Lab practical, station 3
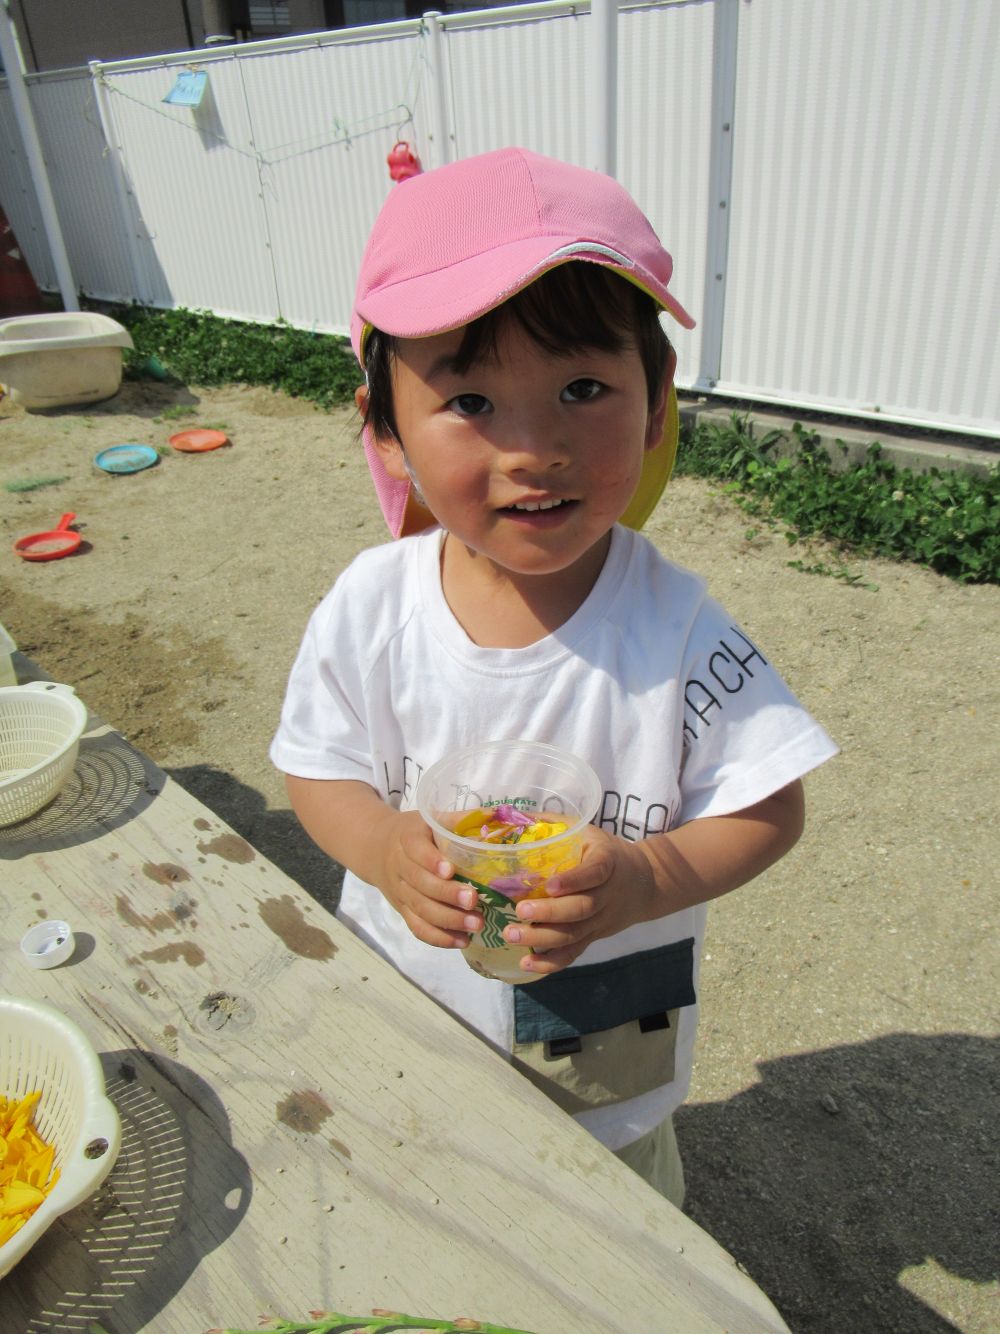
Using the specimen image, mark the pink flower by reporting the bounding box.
[493,804,533,827]
[489,872,543,900]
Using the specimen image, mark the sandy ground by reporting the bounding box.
[1,378,997,1333]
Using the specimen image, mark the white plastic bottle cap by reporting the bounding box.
[20,921,75,969]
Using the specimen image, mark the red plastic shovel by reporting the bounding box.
[13,512,83,561]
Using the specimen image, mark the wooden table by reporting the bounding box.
[0,664,788,1333]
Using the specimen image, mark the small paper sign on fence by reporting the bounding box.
[163,69,208,108]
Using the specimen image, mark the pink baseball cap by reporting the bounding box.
[353,146,695,538]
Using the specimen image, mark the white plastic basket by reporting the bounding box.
[0,682,88,827]
[0,996,121,1278]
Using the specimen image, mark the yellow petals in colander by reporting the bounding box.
[0,1090,60,1247]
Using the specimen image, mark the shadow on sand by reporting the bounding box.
[676,1032,998,1332]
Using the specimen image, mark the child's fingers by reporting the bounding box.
[518,940,590,975]
[387,815,490,945]
[504,893,597,954]
[401,912,476,950]
[397,818,454,880]
[410,892,483,937]
[398,868,483,942]
[400,898,482,948]
[503,917,583,956]
[515,891,596,925]
[546,850,613,896]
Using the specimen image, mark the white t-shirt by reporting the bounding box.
[271,525,838,1148]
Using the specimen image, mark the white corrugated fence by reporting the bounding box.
[0,0,996,437]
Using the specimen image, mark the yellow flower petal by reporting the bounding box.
[0,1090,58,1246]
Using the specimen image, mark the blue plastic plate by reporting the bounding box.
[94,444,159,474]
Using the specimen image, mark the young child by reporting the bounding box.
[271,147,838,1208]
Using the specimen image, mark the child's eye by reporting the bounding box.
[449,393,491,416]
[561,378,604,402]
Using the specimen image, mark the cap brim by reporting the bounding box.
[353,243,695,359]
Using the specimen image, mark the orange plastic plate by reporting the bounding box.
[169,428,229,453]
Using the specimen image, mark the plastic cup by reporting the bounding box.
[415,740,601,984]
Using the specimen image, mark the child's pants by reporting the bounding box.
[612,1115,685,1210]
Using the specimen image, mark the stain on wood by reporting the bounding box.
[133,941,207,967]
[117,889,198,933]
[143,862,192,885]
[259,895,337,961]
[197,832,256,864]
[276,1089,333,1135]
[170,893,198,923]
[117,895,176,934]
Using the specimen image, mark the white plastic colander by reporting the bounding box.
[0,996,121,1277]
[0,681,88,826]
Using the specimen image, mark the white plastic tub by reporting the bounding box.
[0,312,133,409]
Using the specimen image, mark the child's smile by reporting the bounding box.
[372,321,668,624]
[502,497,577,521]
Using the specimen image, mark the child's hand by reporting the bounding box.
[501,827,656,975]
[501,782,807,975]
[371,809,484,950]
[283,777,485,952]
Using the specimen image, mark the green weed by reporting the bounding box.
[787,559,879,591]
[113,305,359,411]
[4,475,69,493]
[676,414,998,585]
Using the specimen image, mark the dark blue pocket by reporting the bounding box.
[513,937,696,1044]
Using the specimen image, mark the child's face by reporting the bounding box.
[369,320,669,583]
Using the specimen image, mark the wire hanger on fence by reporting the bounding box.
[91,35,424,168]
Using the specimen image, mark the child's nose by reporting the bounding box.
[496,412,571,473]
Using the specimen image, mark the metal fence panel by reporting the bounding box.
[618,1,716,390]
[95,58,279,318]
[0,2,995,435]
[438,3,712,388]
[235,30,427,333]
[28,71,136,301]
[442,7,591,165]
[721,0,1000,434]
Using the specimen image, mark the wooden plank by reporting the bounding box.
[0,698,788,1333]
